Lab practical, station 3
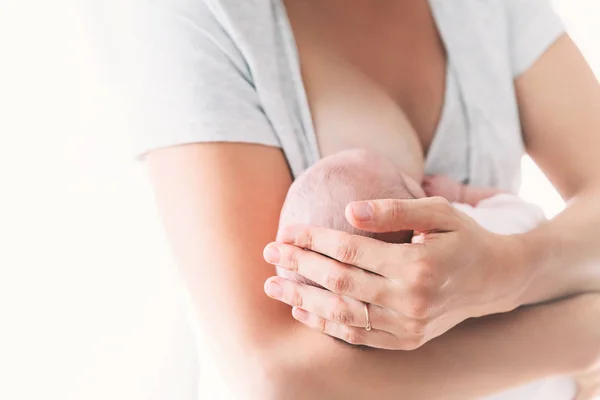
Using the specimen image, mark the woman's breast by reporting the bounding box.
[283,0,448,180]
[302,51,426,179]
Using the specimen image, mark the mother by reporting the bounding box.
[131,0,600,398]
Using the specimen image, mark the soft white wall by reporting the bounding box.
[1,2,197,399]
[0,1,597,399]
[520,0,600,218]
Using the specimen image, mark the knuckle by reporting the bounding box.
[430,196,454,218]
[388,201,406,222]
[288,249,301,272]
[343,329,363,345]
[367,285,387,306]
[431,196,452,211]
[326,272,353,294]
[318,317,328,334]
[404,318,427,336]
[401,337,425,351]
[404,291,432,319]
[296,227,314,249]
[335,240,359,265]
[290,289,303,308]
[409,261,437,288]
[329,297,354,325]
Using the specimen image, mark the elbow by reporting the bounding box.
[249,368,289,400]
[227,332,333,399]
[236,352,300,400]
[569,293,600,373]
[247,352,325,400]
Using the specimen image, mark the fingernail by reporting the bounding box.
[265,281,283,298]
[351,202,373,222]
[292,307,309,321]
[263,245,281,264]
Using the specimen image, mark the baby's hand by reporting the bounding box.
[423,175,505,206]
[422,175,463,202]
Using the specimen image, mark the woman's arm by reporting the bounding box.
[145,143,293,398]
[283,293,600,399]
[264,33,600,353]
[146,142,597,399]
[514,34,600,305]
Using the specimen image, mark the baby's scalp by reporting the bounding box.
[276,149,419,287]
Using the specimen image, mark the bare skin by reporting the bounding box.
[148,144,600,400]
[265,35,600,338]
[284,0,441,178]
[263,1,600,396]
[143,0,600,398]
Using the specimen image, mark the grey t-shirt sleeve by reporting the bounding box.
[125,0,280,157]
[506,0,566,78]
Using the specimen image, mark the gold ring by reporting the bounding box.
[364,302,372,331]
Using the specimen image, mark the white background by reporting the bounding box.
[0,1,598,399]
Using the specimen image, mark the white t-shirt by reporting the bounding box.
[115,0,570,397]
[124,0,565,193]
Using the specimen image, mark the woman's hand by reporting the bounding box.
[263,197,533,349]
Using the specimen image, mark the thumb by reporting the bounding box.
[345,197,459,233]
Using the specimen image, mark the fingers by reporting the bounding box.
[291,308,423,351]
[265,236,449,321]
[264,242,393,305]
[345,196,460,233]
[264,276,391,330]
[264,276,436,348]
[273,225,426,278]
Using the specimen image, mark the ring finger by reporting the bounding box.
[264,242,391,306]
[264,276,392,331]
[291,307,399,349]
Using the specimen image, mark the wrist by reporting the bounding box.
[490,232,540,312]
[511,224,565,307]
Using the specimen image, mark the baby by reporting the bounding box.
[276,148,545,286]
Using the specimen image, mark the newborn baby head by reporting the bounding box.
[277,149,425,287]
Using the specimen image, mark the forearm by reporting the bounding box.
[513,33,600,306]
[274,294,598,400]
[147,143,597,400]
[516,185,600,306]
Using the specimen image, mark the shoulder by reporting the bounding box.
[434,0,564,77]
[124,0,282,157]
[491,0,566,78]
